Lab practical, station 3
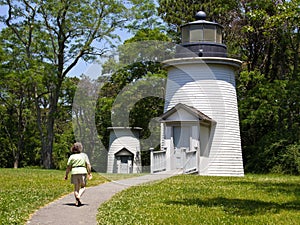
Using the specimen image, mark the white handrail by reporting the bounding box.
[150,149,167,173]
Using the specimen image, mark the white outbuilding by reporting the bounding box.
[107,127,142,174]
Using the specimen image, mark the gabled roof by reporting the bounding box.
[115,148,134,156]
[160,103,215,123]
[108,127,142,130]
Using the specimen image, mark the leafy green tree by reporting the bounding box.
[0,28,40,168]
[234,0,300,174]
[0,0,157,168]
[125,0,164,32]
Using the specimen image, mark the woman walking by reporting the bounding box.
[65,142,92,206]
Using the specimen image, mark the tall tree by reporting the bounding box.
[0,0,156,168]
[0,28,39,168]
[236,0,300,174]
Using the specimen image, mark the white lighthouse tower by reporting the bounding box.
[153,11,244,176]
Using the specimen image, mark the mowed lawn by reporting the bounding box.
[0,168,106,225]
[0,169,299,225]
[97,174,300,225]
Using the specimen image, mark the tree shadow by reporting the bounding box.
[165,197,300,216]
[229,180,300,200]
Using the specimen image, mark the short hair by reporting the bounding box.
[71,142,83,153]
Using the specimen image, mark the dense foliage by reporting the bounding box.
[0,0,299,174]
[0,0,158,169]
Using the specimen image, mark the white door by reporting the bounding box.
[173,126,190,148]
[173,126,190,169]
[118,156,133,173]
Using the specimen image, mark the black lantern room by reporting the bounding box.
[176,11,227,58]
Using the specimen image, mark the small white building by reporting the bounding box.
[107,127,142,173]
[151,11,244,176]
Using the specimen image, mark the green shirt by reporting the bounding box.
[67,153,90,175]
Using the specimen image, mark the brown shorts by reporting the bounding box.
[71,174,87,186]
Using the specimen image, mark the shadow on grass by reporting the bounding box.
[229,180,300,200]
[165,197,300,216]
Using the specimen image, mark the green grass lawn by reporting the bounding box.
[0,168,106,225]
[0,169,299,225]
[97,174,300,225]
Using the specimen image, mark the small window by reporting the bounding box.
[189,25,204,42]
[216,27,222,43]
[121,156,131,163]
[182,26,190,43]
[182,25,204,43]
[182,24,222,43]
[204,24,216,42]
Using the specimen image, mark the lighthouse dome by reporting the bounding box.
[176,11,227,58]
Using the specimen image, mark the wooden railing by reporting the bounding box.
[150,148,198,174]
[150,148,166,173]
[183,149,198,173]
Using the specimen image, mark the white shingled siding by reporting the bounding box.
[163,58,244,176]
[107,128,141,173]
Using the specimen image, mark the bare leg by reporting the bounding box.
[74,183,80,206]
[78,176,87,199]
[74,183,80,198]
[78,186,86,198]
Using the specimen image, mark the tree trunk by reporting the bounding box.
[42,143,53,169]
[35,85,56,169]
[41,79,62,169]
[14,137,22,169]
[42,112,55,169]
[14,157,19,169]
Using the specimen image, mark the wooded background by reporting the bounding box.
[0,0,299,174]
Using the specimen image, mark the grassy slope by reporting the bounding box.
[0,168,106,225]
[97,174,300,225]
